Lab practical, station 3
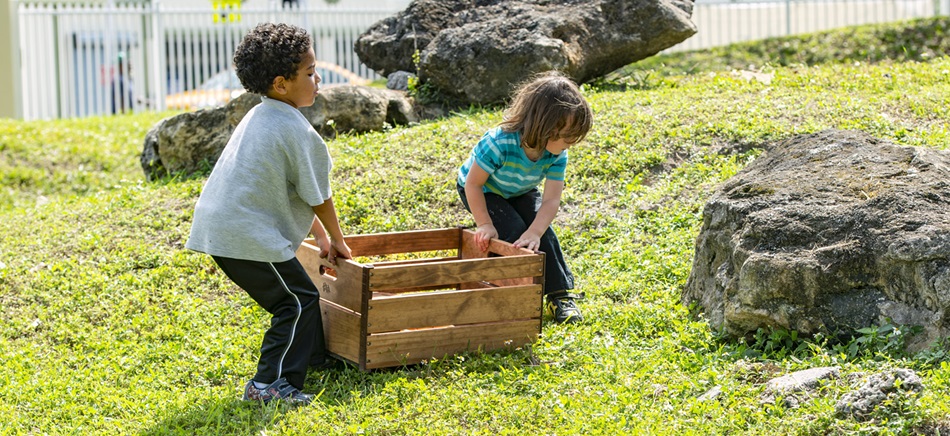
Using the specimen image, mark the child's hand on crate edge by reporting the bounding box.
[325,239,352,265]
[474,223,498,251]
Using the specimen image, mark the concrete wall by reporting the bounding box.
[1,0,21,119]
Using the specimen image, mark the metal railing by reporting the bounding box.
[14,0,943,120]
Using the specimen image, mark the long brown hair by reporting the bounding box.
[500,71,593,152]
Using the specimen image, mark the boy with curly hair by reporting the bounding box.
[186,22,351,405]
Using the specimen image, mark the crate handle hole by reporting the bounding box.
[319,265,338,280]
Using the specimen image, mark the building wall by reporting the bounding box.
[1,0,21,119]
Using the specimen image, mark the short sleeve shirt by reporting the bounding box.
[185,97,332,262]
[457,127,568,198]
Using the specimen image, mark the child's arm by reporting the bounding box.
[309,216,332,257]
[464,163,498,251]
[312,198,352,264]
[513,178,564,251]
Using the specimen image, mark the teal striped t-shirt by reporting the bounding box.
[457,127,568,199]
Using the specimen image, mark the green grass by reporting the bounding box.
[613,16,950,78]
[3,18,950,435]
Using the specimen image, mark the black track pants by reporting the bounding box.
[456,183,575,294]
[212,255,325,390]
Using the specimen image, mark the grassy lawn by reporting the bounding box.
[2,17,950,435]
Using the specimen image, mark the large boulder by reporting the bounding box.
[301,85,417,135]
[141,86,419,180]
[683,129,950,350]
[355,0,697,105]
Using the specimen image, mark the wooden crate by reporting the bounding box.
[296,227,544,370]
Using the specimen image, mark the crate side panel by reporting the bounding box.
[321,300,362,365]
[346,228,460,257]
[369,256,543,292]
[364,319,540,369]
[298,240,365,312]
[366,285,543,333]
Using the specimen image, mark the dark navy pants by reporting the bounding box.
[457,183,575,296]
[212,256,325,390]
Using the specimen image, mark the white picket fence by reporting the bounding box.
[14,0,943,120]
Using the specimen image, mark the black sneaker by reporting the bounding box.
[548,295,583,324]
[242,378,314,405]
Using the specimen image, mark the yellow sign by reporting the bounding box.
[212,0,241,23]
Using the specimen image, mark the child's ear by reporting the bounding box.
[270,76,288,95]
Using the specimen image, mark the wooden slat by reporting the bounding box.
[366,285,543,333]
[488,237,537,257]
[297,240,366,312]
[364,319,541,369]
[344,228,460,257]
[370,283,461,295]
[368,255,543,292]
[366,256,458,268]
[492,250,545,288]
[458,229,543,288]
[320,300,362,364]
[459,228,536,258]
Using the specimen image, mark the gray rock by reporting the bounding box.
[141,87,418,180]
[835,368,923,420]
[300,85,418,138]
[697,385,722,402]
[683,129,950,351]
[140,100,235,181]
[760,367,840,408]
[386,71,415,91]
[355,0,697,105]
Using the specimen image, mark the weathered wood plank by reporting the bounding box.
[320,300,362,364]
[366,285,543,333]
[368,255,543,292]
[344,228,460,257]
[364,257,458,268]
[364,319,540,369]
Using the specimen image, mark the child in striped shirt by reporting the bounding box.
[456,71,593,324]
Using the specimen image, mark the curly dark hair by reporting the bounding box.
[233,23,312,95]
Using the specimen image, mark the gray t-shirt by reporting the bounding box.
[185,97,332,262]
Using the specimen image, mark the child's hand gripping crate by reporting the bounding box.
[296,227,544,370]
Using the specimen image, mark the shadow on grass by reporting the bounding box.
[139,360,363,435]
[140,396,291,435]
[141,347,538,434]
